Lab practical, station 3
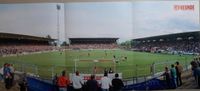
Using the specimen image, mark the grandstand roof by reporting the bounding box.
[133,31,200,42]
[0,32,55,42]
[69,38,119,44]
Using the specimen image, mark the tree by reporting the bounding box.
[61,41,68,46]
[120,40,132,49]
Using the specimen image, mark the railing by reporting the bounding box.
[2,59,190,81]
[0,59,190,91]
[26,75,167,91]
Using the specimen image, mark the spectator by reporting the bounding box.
[57,70,70,91]
[175,61,183,86]
[3,63,12,89]
[100,73,112,91]
[191,61,200,87]
[112,73,124,91]
[18,78,28,91]
[0,65,3,82]
[161,67,171,89]
[86,75,98,91]
[53,73,59,91]
[72,71,84,91]
[191,60,198,81]
[9,64,15,86]
[170,64,177,88]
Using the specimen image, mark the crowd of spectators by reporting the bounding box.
[161,61,183,89]
[54,70,124,91]
[0,63,28,91]
[133,40,200,54]
[0,63,16,89]
[0,43,119,56]
[0,45,57,56]
[69,44,118,49]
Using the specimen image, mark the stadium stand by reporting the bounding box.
[0,32,56,56]
[132,31,200,55]
[1,32,200,91]
[69,38,119,49]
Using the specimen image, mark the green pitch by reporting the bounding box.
[0,49,193,79]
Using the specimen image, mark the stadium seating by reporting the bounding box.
[0,43,119,56]
[69,44,118,49]
[0,45,56,56]
[133,41,199,54]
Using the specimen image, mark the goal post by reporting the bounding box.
[152,60,177,77]
[73,59,115,74]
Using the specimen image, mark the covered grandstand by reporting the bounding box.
[69,38,119,44]
[132,31,200,54]
[0,32,56,56]
[0,32,56,45]
[69,38,119,49]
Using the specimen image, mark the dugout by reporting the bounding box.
[132,31,200,46]
[69,38,119,44]
[0,32,56,45]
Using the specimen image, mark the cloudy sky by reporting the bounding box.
[0,3,65,41]
[0,1,199,42]
[65,2,133,42]
[133,1,199,39]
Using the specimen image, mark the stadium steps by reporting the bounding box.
[177,70,199,89]
[0,81,20,91]
[0,72,22,91]
[149,70,200,90]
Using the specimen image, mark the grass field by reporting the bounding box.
[0,49,194,79]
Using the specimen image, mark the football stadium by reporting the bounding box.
[0,0,200,91]
[0,31,197,90]
[0,34,194,78]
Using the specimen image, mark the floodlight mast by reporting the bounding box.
[56,4,61,47]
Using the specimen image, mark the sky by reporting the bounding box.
[65,2,133,42]
[0,1,199,43]
[133,1,199,39]
[0,3,65,41]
